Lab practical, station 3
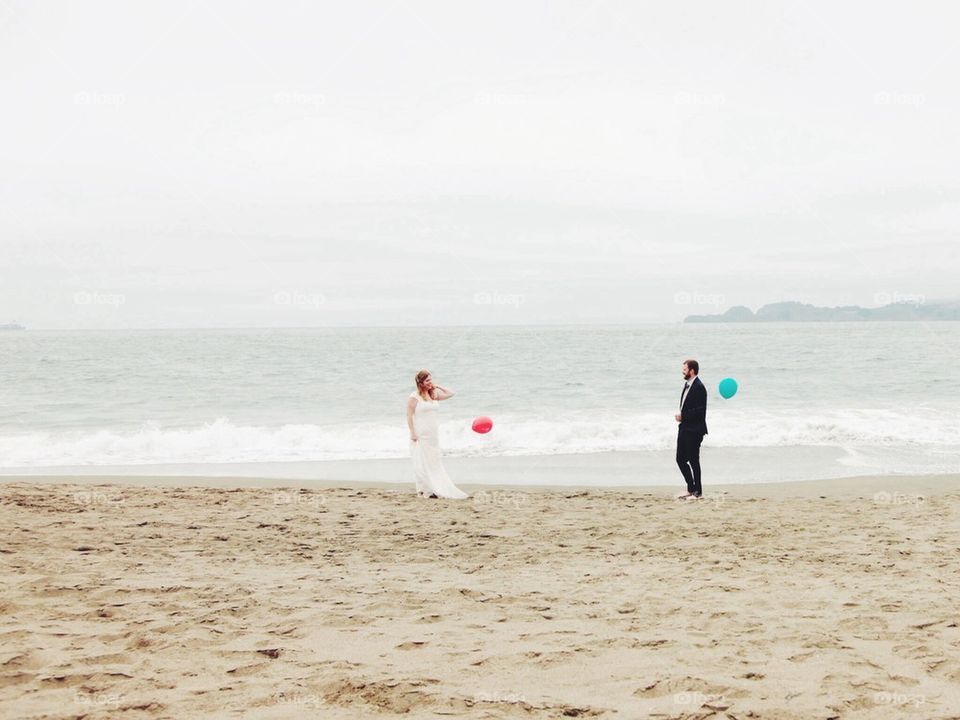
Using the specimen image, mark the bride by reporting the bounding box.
[406,370,468,499]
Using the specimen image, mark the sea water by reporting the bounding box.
[1,323,957,484]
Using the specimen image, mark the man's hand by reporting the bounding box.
[675,413,682,422]
[410,434,419,442]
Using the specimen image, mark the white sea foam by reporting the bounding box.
[0,408,954,468]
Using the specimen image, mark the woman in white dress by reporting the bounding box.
[406,370,468,499]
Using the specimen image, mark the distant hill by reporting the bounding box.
[684,301,960,323]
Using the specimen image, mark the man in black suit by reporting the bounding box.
[675,358,708,499]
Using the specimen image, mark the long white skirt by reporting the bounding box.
[411,440,468,499]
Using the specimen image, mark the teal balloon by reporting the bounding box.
[718,377,738,399]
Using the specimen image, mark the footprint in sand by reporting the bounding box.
[396,641,427,650]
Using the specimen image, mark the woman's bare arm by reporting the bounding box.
[406,396,418,441]
[433,384,455,401]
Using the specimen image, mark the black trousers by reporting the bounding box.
[676,428,704,496]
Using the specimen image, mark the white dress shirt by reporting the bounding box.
[680,376,697,409]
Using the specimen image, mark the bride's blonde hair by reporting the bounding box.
[414,369,432,399]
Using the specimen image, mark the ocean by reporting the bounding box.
[1,323,958,485]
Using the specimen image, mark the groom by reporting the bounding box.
[675,359,708,499]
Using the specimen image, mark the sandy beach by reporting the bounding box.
[2,475,959,719]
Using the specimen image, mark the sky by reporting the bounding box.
[1,0,958,328]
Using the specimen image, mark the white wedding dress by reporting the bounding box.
[409,392,468,499]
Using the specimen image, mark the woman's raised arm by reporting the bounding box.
[433,384,455,401]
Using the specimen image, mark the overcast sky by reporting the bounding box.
[2,0,958,328]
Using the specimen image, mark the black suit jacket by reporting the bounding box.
[679,377,708,436]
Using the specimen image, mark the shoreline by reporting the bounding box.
[0,471,954,499]
[2,443,956,490]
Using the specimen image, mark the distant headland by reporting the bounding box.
[684,301,960,323]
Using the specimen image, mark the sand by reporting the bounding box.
[1,475,959,719]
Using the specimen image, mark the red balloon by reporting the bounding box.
[472,416,493,434]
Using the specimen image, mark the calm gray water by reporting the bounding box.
[1,323,958,481]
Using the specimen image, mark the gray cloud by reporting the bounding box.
[1,0,958,327]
